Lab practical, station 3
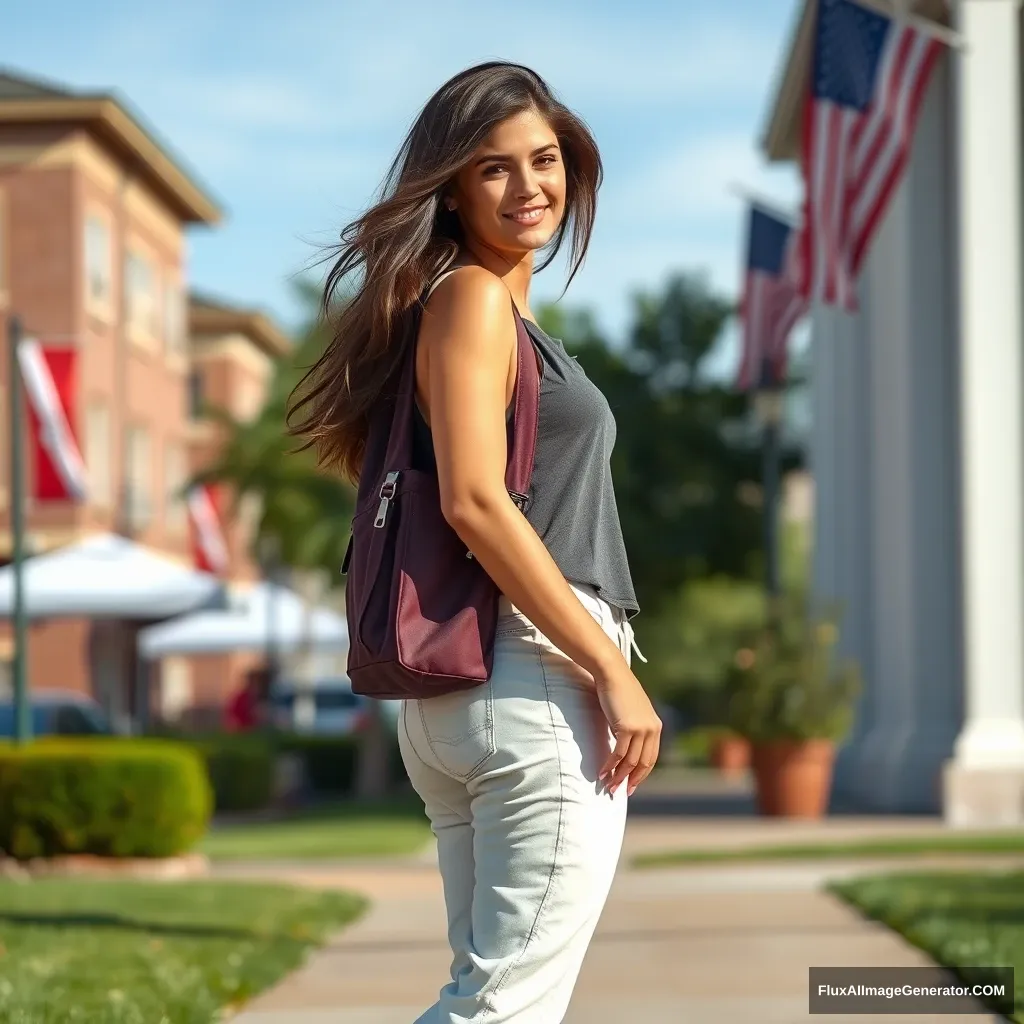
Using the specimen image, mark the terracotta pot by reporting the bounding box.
[710,734,751,775]
[750,739,836,818]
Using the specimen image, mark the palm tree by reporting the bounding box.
[200,280,355,573]
[199,282,394,800]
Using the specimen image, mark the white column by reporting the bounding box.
[828,55,961,814]
[853,179,918,809]
[809,305,839,616]
[844,55,961,813]
[827,296,879,812]
[946,0,1024,824]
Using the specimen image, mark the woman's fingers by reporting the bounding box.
[599,720,662,797]
[627,730,662,796]
[603,732,645,794]
[599,732,632,783]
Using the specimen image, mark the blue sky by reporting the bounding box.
[6,0,804,376]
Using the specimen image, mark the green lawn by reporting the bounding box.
[0,878,366,1024]
[831,869,1024,1022]
[634,831,1024,868]
[201,799,433,861]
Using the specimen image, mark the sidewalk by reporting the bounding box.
[225,816,1007,1023]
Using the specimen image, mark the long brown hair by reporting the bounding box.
[286,61,603,483]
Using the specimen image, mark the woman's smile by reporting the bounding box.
[504,205,548,225]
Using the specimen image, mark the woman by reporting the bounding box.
[289,61,662,1023]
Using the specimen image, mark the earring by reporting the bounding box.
[445,198,456,211]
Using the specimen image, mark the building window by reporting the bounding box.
[125,425,152,531]
[188,370,204,419]
[84,215,113,315]
[125,249,159,340]
[0,191,7,302]
[164,276,187,356]
[164,442,188,535]
[0,384,6,508]
[84,402,111,508]
[234,374,265,423]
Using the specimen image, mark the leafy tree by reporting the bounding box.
[538,271,806,712]
[197,281,356,572]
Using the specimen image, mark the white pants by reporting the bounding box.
[398,584,631,1023]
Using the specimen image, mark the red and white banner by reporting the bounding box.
[18,341,88,502]
[187,483,230,576]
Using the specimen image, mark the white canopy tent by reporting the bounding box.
[137,580,349,659]
[0,533,224,620]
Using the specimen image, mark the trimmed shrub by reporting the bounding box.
[0,739,212,860]
[148,728,407,811]
[278,735,359,795]
[191,734,276,813]
[278,735,407,796]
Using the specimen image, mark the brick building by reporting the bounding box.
[0,68,289,726]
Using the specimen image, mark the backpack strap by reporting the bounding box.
[424,266,462,301]
[505,301,540,511]
[379,268,466,473]
[381,274,541,502]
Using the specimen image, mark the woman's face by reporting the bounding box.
[448,107,566,258]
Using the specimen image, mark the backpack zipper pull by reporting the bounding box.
[374,472,400,528]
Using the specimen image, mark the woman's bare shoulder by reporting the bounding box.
[420,265,515,357]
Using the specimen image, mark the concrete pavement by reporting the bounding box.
[225,814,1009,1023]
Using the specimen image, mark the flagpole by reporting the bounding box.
[8,316,31,744]
[727,182,800,227]
[854,0,965,49]
[732,189,790,618]
[753,353,786,625]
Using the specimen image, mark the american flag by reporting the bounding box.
[800,0,942,308]
[737,206,806,391]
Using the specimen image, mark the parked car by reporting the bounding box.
[0,690,115,738]
[268,679,368,736]
[268,679,399,736]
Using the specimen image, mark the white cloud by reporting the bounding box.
[608,130,802,226]
[529,229,746,344]
[276,0,785,110]
[157,125,245,179]
[525,21,783,108]
[9,0,801,339]
[146,0,788,148]
[172,76,335,132]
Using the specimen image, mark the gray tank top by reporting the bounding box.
[412,300,639,617]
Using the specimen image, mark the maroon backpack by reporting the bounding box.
[341,296,540,700]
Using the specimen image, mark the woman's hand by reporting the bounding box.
[593,661,662,797]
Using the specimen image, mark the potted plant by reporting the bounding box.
[724,598,860,818]
[708,727,751,776]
